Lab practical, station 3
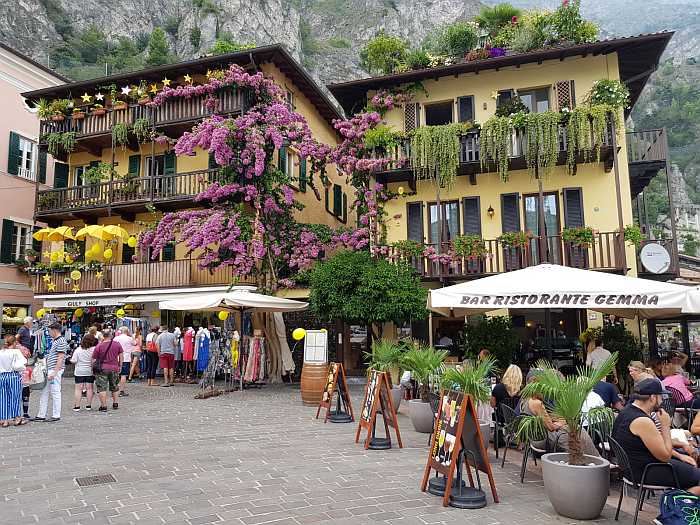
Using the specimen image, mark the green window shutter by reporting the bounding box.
[332,184,342,216]
[38,149,47,184]
[53,162,69,188]
[7,132,21,176]
[164,151,176,174]
[278,146,286,173]
[299,157,307,192]
[342,192,347,223]
[122,243,135,263]
[162,242,176,261]
[32,226,42,253]
[325,186,329,213]
[208,152,217,170]
[0,219,14,263]
[128,155,140,176]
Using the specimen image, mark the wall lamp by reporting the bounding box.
[487,205,495,219]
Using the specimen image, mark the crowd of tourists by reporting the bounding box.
[0,318,183,426]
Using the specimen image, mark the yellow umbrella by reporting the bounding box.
[75,224,105,240]
[47,226,75,241]
[32,227,53,241]
[102,224,129,241]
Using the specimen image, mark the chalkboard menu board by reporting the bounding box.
[355,370,402,449]
[421,390,499,506]
[315,362,354,423]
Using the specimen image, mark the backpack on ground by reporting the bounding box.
[656,489,700,525]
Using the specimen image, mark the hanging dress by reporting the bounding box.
[183,329,194,361]
[197,332,210,373]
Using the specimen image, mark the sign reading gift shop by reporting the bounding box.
[43,297,126,308]
[421,390,499,506]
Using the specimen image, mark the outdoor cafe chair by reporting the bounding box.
[495,403,519,467]
[588,415,613,462]
[519,427,559,483]
[665,386,690,428]
[608,436,681,525]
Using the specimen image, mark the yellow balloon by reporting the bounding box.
[65,255,74,264]
[218,311,229,321]
[116,308,125,318]
[320,328,328,333]
[103,248,113,260]
[127,236,137,248]
[150,310,160,318]
[292,327,306,341]
[74,308,83,318]
[36,308,46,319]
[70,270,81,281]
[50,252,59,262]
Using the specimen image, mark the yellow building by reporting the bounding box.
[329,32,676,347]
[23,45,350,313]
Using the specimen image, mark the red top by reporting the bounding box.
[93,339,123,373]
[183,330,194,361]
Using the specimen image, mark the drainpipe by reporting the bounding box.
[536,169,547,263]
[610,121,627,273]
[662,128,679,273]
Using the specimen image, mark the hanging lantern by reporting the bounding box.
[74,308,84,318]
[218,311,229,321]
[70,270,81,281]
[127,236,137,248]
[292,328,306,341]
[116,308,125,318]
[103,248,113,260]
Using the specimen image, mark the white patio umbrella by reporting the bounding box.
[158,286,308,312]
[428,264,694,319]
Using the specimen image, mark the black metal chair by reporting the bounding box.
[496,404,519,467]
[588,415,613,462]
[493,396,519,459]
[519,424,558,483]
[666,386,690,428]
[608,436,681,525]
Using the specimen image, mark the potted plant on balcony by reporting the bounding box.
[401,344,448,432]
[516,354,617,520]
[390,239,425,261]
[497,230,532,248]
[112,122,130,149]
[561,226,594,247]
[37,192,58,209]
[622,224,642,247]
[133,117,153,143]
[91,103,106,116]
[364,339,405,410]
[453,233,487,273]
[442,356,496,445]
[72,107,85,120]
[35,98,51,120]
[49,99,71,121]
[25,248,39,263]
[136,80,151,105]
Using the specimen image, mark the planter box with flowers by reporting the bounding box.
[453,234,487,273]
[91,103,106,116]
[72,107,85,120]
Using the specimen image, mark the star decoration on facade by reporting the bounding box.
[162,77,171,87]
[47,282,56,292]
[81,93,92,103]
[95,92,104,101]
[72,284,81,293]
[42,273,51,283]
[95,271,104,279]
[121,85,132,96]
[149,83,158,94]
[490,90,500,100]
[42,250,51,259]
[183,74,192,84]
[206,69,212,78]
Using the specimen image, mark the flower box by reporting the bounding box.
[112,102,128,111]
[92,108,106,116]
[138,97,150,105]
[51,114,65,122]
[72,112,85,120]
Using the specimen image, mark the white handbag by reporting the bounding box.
[29,358,47,390]
[11,351,27,372]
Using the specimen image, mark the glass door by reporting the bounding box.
[145,155,165,197]
[524,193,561,264]
[428,201,460,248]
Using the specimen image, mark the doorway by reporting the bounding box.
[524,192,561,264]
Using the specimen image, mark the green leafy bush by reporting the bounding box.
[464,316,519,367]
[587,79,630,109]
[434,21,478,57]
[359,31,408,75]
[453,234,486,257]
[561,226,594,246]
[404,48,431,70]
[476,3,521,35]
[363,125,400,151]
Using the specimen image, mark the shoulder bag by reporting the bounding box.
[92,341,113,375]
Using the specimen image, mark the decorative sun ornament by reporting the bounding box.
[490,90,500,100]
[81,93,92,103]
[121,85,131,96]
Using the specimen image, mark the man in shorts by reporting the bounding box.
[157,326,177,387]
[92,328,123,411]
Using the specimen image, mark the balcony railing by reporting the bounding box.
[375,123,612,176]
[36,168,225,214]
[382,231,625,279]
[626,129,667,164]
[39,88,244,142]
[33,257,254,295]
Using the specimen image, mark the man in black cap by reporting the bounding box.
[612,378,700,494]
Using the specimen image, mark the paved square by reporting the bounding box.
[1,382,650,524]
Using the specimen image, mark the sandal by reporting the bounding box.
[14,418,28,426]
[1,421,10,428]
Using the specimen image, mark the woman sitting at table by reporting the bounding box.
[662,363,700,408]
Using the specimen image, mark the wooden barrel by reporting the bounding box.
[300,362,328,406]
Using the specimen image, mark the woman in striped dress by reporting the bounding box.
[0,335,27,426]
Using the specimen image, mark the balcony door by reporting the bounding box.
[145,155,175,198]
[428,201,460,248]
[524,193,561,264]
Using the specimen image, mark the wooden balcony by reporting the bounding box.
[36,168,226,221]
[33,258,254,295]
[38,88,245,156]
[626,129,668,197]
[374,124,614,185]
[383,231,625,281]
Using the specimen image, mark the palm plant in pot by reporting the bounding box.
[364,339,405,410]
[401,344,448,432]
[442,356,497,445]
[516,354,617,520]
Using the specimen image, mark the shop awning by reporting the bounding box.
[41,296,128,308]
[122,286,230,304]
[159,286,308,312]
[428,264,695,319]
[37,286,232,309]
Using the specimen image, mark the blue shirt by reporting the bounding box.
[47,335,68,371]
[593,381,619,408]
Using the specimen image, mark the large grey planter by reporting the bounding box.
[391,386,402,411]
[479,419,491,446]
[541,453,610,520]
[409,399,435,433]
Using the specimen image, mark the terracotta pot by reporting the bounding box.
[92,108,106,116]
[113,103,128,111]
[138,98,150,105]
[51,115,65,122]
[72,112,85,120]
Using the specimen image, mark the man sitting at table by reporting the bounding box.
[612,379,700,494]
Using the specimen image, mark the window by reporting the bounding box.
[74,166,86,186]
[424,101,453,126]
[518,87,550,113]
[17,136,36,180]
[11,223,32,261]
[457,96,475,123]
[286,90,294,111]
[145,155,165,177]
[428,201,460,245]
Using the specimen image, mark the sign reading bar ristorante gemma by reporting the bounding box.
[460,293,662,307]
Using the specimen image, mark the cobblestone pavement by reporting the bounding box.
[0,381,653,525]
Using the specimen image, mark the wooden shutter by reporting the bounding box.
[332,184,342,216]
[563,187,584,228]
[462,196,481,235]
[53,162,69,188]
[32,226,42,253]
[162,242,176,261]
[278,146,287,173]
[164,152,176,174]
[496,89,514,108]
[38,149,47,184]
[299,157,307,192]
[0,219,14,263]
[404,102,420,132]
[342,192,347,223]
[500,193,520,232]
[128,155,140,176]
[457,96,475,123]
[325,186,329,212]
[122,243,135,263]
[554,80,576,111]
[7,132,21,176]
[407,202,424,242]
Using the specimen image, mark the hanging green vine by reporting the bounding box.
[566,107,593,173]
[480,116,513,182]
[410,123,462,187]
[520,111,561,177]
[132,118,153,143]
[45,132,76,157]
[112,122,130,149]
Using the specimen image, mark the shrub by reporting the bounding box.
[476,3,522,35]
[359,31,408,75]
[437,21,478,57]
[404,48,431,70]
[464,316,519,367]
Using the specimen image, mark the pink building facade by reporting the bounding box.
[0,44,66,336]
